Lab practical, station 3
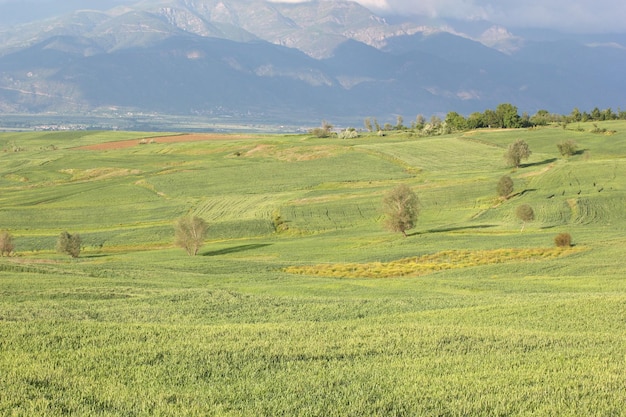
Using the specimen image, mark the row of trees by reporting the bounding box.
[445,105,626,131]
[360,104,625,136]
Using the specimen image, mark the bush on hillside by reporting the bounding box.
[515,204,535,232]
[383,184,420,237]
[0,231,14,256]
[557,140,578,158]
[338,128,359,139]
[309,121,334,138]
[56,231,81,258]
[272,210,289,233]
[497,175,514,199]
[554,233,572,248]
[505,139,532,168]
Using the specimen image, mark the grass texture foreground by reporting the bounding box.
[0,124,625,416]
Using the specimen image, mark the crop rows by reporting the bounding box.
[0,123,625,416]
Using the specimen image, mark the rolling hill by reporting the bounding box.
[0,123,625,415]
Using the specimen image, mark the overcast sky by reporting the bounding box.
[0,0,624,34]
[376,0,626,33]
[276,0,626,33]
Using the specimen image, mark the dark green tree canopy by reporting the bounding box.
[445,111,468,131]
[496,103,523,128]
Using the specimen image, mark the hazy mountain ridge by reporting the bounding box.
[0,0,624,125]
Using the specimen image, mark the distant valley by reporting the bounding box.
[0,0,625,128]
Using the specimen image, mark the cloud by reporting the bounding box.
[268,0,390,8]
[269,0,626,33]
[384,0,489,20]
[1,0,624,33]
[382,0,626,33]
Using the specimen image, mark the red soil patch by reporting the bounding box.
[74,133,255,151]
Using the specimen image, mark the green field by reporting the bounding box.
[0,123,625,416]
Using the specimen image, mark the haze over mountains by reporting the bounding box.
[0,0,625,126]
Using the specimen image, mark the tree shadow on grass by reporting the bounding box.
[81,254,109,259]
[202,244,272,257]
[519,158,557,168]
[518,188,537,196]
[409,224,497,236]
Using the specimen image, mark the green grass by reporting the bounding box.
[0,123,625,415]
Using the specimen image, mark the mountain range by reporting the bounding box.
[0,0,625,127]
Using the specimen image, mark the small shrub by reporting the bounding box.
[272,210,289,233]
[56,231,81,258]
[516,204,535,232]
[309,127,331,138]
[590,124,606,134]
[497,175,514,198]
[338,128,359,139]
[0,231,14,256]
[505,139,532,168]
[309,120,334,138]
[555,233,572,247]
[557,140,578,158]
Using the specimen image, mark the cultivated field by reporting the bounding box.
[0,123,625,416]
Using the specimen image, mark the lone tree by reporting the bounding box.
[364,117,373,132]
[505,139,532,168]
[515,204,535,232]
[175,215,208,256]
[0,231,14,256]
[56,231,81,258]
[383,184,420,237]
[497,175,514,199]
[557,139,578,158]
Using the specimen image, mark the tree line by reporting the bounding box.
[360,104,626,136]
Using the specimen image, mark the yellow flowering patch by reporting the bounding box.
[284,247,582,278]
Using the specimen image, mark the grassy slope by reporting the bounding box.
[0,123,625,416]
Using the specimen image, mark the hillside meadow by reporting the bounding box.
[0,122,625,416]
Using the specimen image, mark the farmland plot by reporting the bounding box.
[0,124,625,416]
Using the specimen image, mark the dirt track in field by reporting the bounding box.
[74,133,255,151]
